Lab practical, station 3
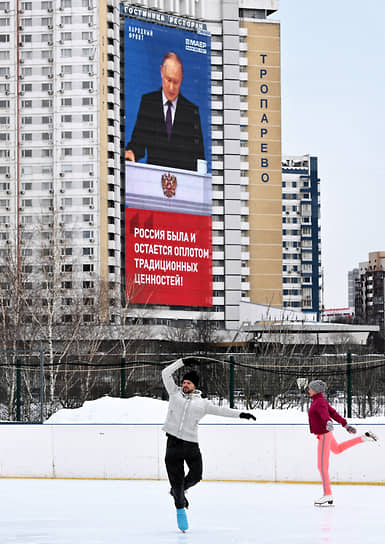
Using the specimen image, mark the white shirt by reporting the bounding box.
[162,359,241,443]
[162,90,178,126]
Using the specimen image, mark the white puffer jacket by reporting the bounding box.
[162,359,241,443]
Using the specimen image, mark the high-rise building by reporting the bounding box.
[348,268,359,309]
[281,155,321,316]
[0,0,121,325]
[1,0,281,336]
[122,0,282,332]
[355,251,385,333]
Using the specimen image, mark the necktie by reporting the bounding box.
[165,100,172,141]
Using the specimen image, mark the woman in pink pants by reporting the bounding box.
[308,380,377,506]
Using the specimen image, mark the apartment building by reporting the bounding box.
[0,0,281,335]
[355,251,385,333]
[281,155,321,316]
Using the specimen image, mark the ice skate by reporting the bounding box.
[314,495,334,507]
[176,507,188,532]
[362,431,378,442]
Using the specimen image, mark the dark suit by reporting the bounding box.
[126,89,205,172]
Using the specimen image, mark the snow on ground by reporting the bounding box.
[45,395,385,425]
[0,478,383,543]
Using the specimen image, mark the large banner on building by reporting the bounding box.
[124,15,212,307]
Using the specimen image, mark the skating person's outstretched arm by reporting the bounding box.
[327,403,347,427]
[327,404,356,432]
[204,401,256,420]
[162,359,184,396]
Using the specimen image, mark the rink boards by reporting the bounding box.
[0,423,383,483]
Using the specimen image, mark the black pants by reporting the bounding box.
[165,434,203,509]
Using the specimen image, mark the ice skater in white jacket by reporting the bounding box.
[162,358,256,517]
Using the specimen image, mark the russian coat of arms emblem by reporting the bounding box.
[161,173,177,198]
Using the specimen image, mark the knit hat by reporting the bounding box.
[308,380,326,394]
[182,370,199,388]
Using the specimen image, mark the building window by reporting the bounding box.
[41,33,53,43]
[61,65,73,75]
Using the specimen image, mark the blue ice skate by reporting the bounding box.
[176,507,188,532]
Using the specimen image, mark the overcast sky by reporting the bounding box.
[272,0,385,309]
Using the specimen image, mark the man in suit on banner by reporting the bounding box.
[125,52,205,172]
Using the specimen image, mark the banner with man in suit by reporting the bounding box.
[124,15,212,307]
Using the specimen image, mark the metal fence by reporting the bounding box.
[1,352,385,422]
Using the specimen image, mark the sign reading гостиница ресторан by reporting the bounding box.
[120,3,208,32]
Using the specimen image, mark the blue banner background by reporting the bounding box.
[124,19,212,173]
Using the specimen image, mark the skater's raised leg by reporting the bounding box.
[184,440,203,493]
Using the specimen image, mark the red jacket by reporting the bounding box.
[308,392,347,435]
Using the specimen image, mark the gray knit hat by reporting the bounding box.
[308,380,326,394]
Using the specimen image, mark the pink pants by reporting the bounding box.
[317,432,363,495]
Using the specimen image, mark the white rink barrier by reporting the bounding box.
[0,423,384,483]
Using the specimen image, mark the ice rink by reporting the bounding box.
[0,479,383,543]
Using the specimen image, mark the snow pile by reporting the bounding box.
[45,395,308,424]
[45,395,385,425]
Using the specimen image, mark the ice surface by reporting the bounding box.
[0,478,383,543]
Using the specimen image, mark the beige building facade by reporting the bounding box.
[244,18,282,307]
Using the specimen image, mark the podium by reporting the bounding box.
[125,161,211,216]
